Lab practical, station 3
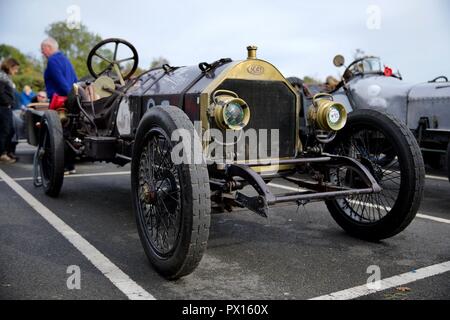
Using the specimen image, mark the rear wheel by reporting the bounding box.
[131,106,211,280]
[35,110,65,197]
[325,109,424,240]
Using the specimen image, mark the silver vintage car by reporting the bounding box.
[293,55,450,181]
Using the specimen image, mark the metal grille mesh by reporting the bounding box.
[215,79,297,160]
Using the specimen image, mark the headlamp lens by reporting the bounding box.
[224,102,245,127]
[328,106,341,124]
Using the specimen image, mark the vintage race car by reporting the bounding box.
[26,39,424,279]
[321,55,450,179]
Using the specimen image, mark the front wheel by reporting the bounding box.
[325,109,425,240]
[131,106,211,280]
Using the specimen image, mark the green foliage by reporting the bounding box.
[1,21,104,92]
[303,76,322,84]
[46,22,152,79]
[0,44,45,92]
[150,57,170,69]
[1,21,171,92]
[133,66,145,77]
[45,21,102,78]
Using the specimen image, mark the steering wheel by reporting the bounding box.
[87,38,139,84]
[342,58,404,83]
[341,58,366,82]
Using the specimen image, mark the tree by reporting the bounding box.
[2,21,153,92]
[303,76,322,84]
[0,44,44,92]
[150,57,170,69]
[45,21,102,78]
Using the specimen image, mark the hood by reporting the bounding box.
[348,75,414,123]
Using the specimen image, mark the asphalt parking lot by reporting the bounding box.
[0,144,449,300]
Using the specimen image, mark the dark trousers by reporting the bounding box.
[0,107,14,155]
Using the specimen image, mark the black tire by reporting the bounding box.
[325,109,425,241]
[131,106,211,280]
[38,110,65,197]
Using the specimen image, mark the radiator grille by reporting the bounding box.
[214,79,297,161]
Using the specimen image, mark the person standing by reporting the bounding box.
[41,37,78,174]
[0,58,20,164]
[10,86,30,159]
[41,38,78,100]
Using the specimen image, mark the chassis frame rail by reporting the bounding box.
[221,155,382,217]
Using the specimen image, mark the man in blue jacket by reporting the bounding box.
[41,37,78,174]
[41,37,78,100]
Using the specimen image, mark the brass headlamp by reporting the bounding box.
[209,90,251,131]
[308,93,347,132]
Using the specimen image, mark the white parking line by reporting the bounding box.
[0,169,155,301]
[268,182,305,192]
[0,171,131,182]
[271,182,450,225]
[426,174,448,182]
[66,171,131,178]
[1,170,448,184]
[385,170,448,182]
[416,214,450,224]
[310,261,450,300]
[347,200,450,225]
[2,170,449,225]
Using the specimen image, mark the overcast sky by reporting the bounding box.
[1,0,449,83]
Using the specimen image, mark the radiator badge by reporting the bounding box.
[247,64,265,75]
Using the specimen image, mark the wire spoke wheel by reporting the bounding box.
[137,129,182,257]
[131,105,211,280]
[330,127,401,223]
[325,109,424,240]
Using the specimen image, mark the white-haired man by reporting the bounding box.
[41,37,78,174]
[41,37,78,101]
